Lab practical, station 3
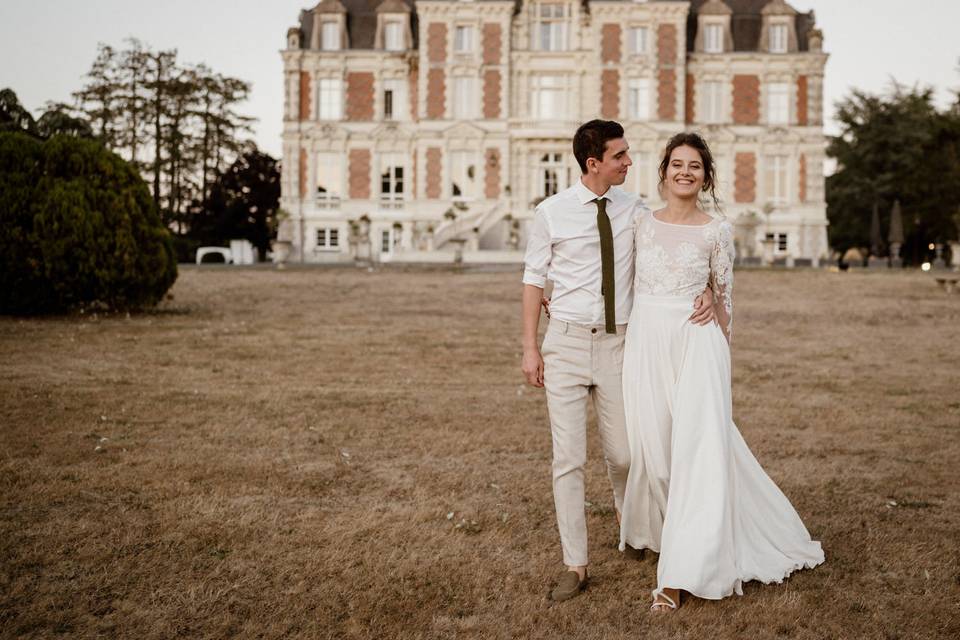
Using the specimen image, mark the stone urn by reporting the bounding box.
[271,240,292,269]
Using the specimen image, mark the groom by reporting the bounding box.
[520,120,714,602]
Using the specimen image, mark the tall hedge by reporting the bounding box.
[0,132,177,314]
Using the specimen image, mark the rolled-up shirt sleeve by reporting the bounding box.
[521,207,551,288]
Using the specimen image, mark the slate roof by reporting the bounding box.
[293,0,814,53]
[683,0,816,52]
[299,0,418,50]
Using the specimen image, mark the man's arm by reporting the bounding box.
[521,284,545,388]
[520,207,551,388]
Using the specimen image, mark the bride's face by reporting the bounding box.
[665,145,705,200]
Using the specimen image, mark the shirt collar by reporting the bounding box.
[574,178,612,205]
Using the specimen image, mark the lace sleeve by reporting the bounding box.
[710,221,735,342]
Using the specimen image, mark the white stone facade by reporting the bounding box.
[280,0,829,265]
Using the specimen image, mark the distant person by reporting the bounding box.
[618,132,825,612]
[519,120,715,602]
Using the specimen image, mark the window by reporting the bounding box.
[628,26,649,55]
[766,232,788,253]
[316,153,343,207]
[321,22,340,51]
[700,81,724,123]
[451,151,478,200]
[627,78,651,121]
[538,3,568,52]
[538,152,568,198]
[632,151,652,199]
[381,229,392,253]
[764,155,789,205]
[384,22,404,51]
[380,154,404,207]
[769,24,788,53]
[383,79,405,121]
[532,75,565,120]
[452,76,476,119]
[455,25,475,53]
[317,78,342,120]
[767,83,790,124]
[316,228,340,250]
[704,23,723,53]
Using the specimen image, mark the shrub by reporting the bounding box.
[0,132,177,314]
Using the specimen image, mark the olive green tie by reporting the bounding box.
[594,197,616,334]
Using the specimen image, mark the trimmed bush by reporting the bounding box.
[0,132,177,314]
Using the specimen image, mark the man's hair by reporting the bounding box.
[573,120,625,173]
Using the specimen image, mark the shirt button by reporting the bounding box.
[591,328,598,334]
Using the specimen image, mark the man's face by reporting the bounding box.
[592,137,632,186]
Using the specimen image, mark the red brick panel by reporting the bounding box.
[425,148,442,199]
[483,70,501,119]
[298,148,308,197]
[601,69,619,119]
[426,69,446,119]
[484,148,501,199]
[349,149,371,199]
[685,73,695,124]
[732,75,760,125]
[346,72,374,121]
[797,75,809,126]
[734,152,756,203]
[409,65,419,121]
[412,150,418,198]
[657,24,677,63]
[299,72,310,121]
[427,23,447,64]
[658,69,677,121]
[601,24,622,64]
[482,23,502,65]
[798,153,807,202]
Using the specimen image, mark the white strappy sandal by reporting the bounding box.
[650,590,679,613]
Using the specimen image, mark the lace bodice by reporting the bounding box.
[633,211,735,340]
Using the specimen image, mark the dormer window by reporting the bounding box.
[538,3,568,52]
[384,22,404,51]
[455,25,475,53]
[704,23,724,53]
[627,26,649,55]
[769,24,788,53]
[321,22,341,50]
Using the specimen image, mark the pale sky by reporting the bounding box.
[1,0,958,160]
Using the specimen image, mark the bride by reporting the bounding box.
[618,132,824,612]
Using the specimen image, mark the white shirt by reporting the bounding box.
[522,179,646,326]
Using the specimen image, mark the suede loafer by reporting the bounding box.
[550,570,588,602]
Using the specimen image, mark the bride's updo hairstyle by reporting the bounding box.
[658,132,722,212]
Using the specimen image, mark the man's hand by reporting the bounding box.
[521,348,545,388]
[690,287,716,325]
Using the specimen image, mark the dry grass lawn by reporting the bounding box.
[1,266,959,639]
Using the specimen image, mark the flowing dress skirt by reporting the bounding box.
[619,293,824,600]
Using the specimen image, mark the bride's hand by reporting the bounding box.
[690,289,716,325]
[541,296,551,318]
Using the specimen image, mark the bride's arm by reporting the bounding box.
[710,222,735,343]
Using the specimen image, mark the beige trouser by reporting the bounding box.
[541,320,630,567]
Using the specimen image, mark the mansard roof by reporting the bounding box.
[684,0,816,52]
[299,0,417,50]
[292,0,815,53]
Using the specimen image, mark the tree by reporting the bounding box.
[74,41,257,241]
[192,148,281,261]
[73,44,121,149]
[36,102,94,139]
[827,85,960,264]
[0,131,177,314]
[0,88,37,134]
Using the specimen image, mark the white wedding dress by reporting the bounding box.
[619,210,824,601]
